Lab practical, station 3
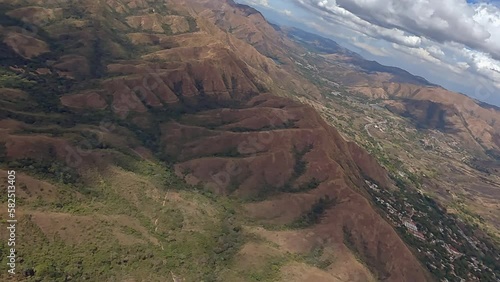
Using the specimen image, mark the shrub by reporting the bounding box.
[289,195,336,228]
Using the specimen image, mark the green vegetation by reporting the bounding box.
[0,68,36,89]
[5,158,80,185]
[243,256,287,281]
[366,177,500,281]
[89,36,106,78]
[0,160,248,281]
[342,226,358,258]
[288,195,336,228]
[228,120,297,132]
[300,246,332,270]
[0,66,75,114]
[280,144,320,193]
[243,144,321,202]
[161,23,174,35]
[186,16,199,32]
[316,83,500,280]
[212,147,243,158]
[292,144,312,180]
[0,143,5,163]
[281,177,321,194]
[0,1,497,281]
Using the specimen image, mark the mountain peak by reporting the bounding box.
[0,1,498,281]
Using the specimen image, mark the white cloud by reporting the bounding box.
[427,46,445,59]
[311,0,423,48]
[244,0,269,7]
[293,0,500,98]
[393,45,442,65]
[353,42,388,57]
[461,48,500,85]
[311,0,492,51]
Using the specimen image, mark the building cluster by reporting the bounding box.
[367,180,425,240]
[402,219,425,240]
[364,180,498,281]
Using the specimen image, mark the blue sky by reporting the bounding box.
[238,0,500,106]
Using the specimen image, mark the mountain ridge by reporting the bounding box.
[279,25,500,159]
[0,0,498,281]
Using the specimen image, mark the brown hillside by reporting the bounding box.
[162,94,430,281]
[3,0,484,280]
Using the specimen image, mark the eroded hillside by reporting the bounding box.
[0,0,499,282]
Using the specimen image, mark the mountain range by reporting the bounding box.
[0,0,499,281]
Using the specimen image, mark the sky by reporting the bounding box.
[237,0,500,106]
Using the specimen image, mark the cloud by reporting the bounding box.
[310,0,493,49]
[350,37,389,57]
[427,46,445,59]
[308,1,423,48]
[461,48,500,87]
[283,9,293,16]
[393,45,442,65]
[293,0,500,98]
[243,0,269,7]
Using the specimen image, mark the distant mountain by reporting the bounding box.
[284,26,350,55]
[0,0,436,281]
[0,0,498,281]
[284,27,435,87]
[282,26,500,159]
